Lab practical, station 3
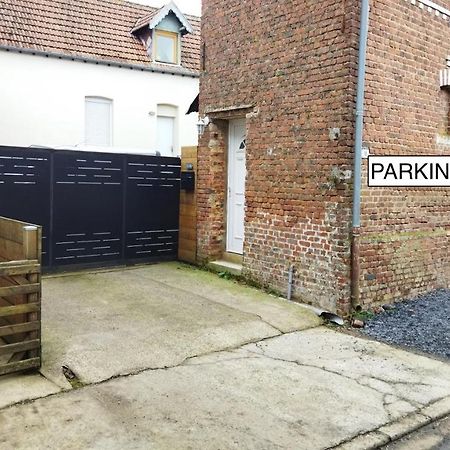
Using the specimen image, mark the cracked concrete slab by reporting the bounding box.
[1,328,449,450]
[140,263,323,333]
[0,373,61,410]
[41,263,320,386]
[2,264,449,449]
[243,328,450,410]
[0,350,395,449]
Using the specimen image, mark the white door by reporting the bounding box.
[227,118,247,254]
[156,116,175,156]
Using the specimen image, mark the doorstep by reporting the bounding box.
[208,259,242,276]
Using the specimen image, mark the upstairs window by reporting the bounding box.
[85,97,112,146]
[131,3,193,66]
[154,30,179,64]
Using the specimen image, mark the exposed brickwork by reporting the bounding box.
[198,0,450,314]
[360,0,450,306]
[199,0,360,314]
[197,119,228,261]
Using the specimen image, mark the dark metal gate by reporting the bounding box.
[0,146,180,269]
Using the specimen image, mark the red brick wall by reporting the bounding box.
[360,0,450,306]
[198,0,360,314]
[198,0,450,314]
[197,119,228,261]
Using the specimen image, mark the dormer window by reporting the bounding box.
[131,1,193,67]
[154,30,179,64]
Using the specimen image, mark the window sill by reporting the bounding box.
[153,60,182,67]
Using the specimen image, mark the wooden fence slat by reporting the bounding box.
[0,239,24,261]
[0,303,40,318]
[0,283,40,298]
[179,249,196,263]
[178,238,197,253]
[0,263,40,277]
[181,147,198,158]
[0,339,40,356]
[179,215,196,229]
[0,260,39,268]
[0,218,27,245]
[0,358,41,376]
[179,204,197,217]
[0,321,40,338]
[179,228,197,241]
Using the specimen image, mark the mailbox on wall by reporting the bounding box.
[181,171,195,191]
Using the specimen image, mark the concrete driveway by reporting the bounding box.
[1,263,450,449]
[41,262,320,387]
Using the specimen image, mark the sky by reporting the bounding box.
[129,0,202,16]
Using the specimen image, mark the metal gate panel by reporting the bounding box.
[0,146,180,269]
[125,155,180,260]
[52,151,124,266]
[0,146,51,266]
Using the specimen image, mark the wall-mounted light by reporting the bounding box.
[197,116,210,136]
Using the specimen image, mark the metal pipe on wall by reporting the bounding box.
[287,264,294,301]
[351,0,370,311]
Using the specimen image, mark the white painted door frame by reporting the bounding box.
[226,118,247,254]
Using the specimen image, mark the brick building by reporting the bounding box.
[197,0,450,315]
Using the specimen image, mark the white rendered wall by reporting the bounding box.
[0,51,199,156]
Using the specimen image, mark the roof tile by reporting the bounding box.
[0,0,200,74]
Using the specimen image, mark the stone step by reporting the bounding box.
[221,252,243,265]
[208,260,242,276]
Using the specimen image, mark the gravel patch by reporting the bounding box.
[363,289,450,359]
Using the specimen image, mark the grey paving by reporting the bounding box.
[0,264,449,449]
[40,263,321,387]
[1,328,450,449]
[0,373,60,410]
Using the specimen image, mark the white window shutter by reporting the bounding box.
[85,97,112,146]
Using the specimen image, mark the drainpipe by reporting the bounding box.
[351,0,370,311]
[287,264,294,301]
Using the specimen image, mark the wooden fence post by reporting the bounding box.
[23,226,41,361]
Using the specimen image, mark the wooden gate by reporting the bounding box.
[0,217,42,376]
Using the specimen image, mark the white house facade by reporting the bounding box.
[0,0,200,157]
